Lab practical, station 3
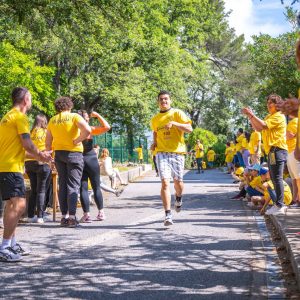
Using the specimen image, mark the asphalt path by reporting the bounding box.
[0,169,268,299]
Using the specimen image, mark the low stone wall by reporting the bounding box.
[101,164,152,187]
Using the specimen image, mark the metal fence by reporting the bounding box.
[93,132,148,163]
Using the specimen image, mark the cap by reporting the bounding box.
[259,167,269,176]
[248,164,260,172]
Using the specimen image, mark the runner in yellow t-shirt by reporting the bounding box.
[225,142,234,173]
[193,140,204,173]
[0,87,52,262]
[150,90,192,226]
[242,94,288,216]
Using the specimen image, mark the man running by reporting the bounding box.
[151,90,192,226]
[0,87,52,262]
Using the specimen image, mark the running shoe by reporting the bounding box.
[68,218,79,228]
[164,214,173,226]
[60,217,69,227]
[37,218,44,224]
[11,243,31,256]
[27,216,37,223]
[265,205,287,216]
[79,215,92,223]
[96,211,106,221]
[0,247,22,262]
[175,196,182,213]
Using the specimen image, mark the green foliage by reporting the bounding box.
[0,41,55,116]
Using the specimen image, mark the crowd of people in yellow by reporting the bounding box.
[225,92,300,217]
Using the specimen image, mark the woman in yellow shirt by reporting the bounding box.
[25,114,51,223]
[241,131,251,167]
[46,97,91,227]
[242,94,288,216]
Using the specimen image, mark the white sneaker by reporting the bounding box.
[265,205,287,216]
[11,243,31,256]
[37,218,44,224]
[27,216,37,223]
[164,214,173,226]
[0,247,22,262]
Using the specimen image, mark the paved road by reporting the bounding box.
[0,169,268,299]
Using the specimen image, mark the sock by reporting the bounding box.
[1,238,11,250]
[69,215,75,220]
[165,210,171,216]
[176,195,182,201]
[11,236,17,247]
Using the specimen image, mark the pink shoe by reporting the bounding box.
[96,211,106,221]
[79,215,92,223]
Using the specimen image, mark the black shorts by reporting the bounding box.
[0,172,26,200]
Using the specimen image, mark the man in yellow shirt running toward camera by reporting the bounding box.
[151,91,192,226]
[0,87,52,262]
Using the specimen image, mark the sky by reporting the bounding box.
[224,0,295,42]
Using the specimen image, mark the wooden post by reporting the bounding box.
[52,171,58,222]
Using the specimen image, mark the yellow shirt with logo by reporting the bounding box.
[262,112,287,155]
[194,143,204,158]
[236,134,244,152]
[151,108,191,154]
[135,147,143,160]
[249,131,261,155]
[26,127,47,162]
[286,118,298,153]
[47,111,84,152]
[207,150,216,162]
[241,137,249,151]
[0,107,30,173]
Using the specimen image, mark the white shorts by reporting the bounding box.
[156,152,185,181]
[287,151,300,179]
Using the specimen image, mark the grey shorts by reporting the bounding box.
[156,152,185,181]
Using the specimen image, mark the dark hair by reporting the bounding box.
[54,97,73,113]
[11,87,29,106]
[234,162,240,168]
[226,142,230,147]
[238,128,243,133]
[244,131,251,142]
[157,90,171,99]
[31,114,48,132]
[77,109,87,117]
[267,94,282,104]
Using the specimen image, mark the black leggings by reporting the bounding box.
[80,150,104,212]
[25,161,51,218]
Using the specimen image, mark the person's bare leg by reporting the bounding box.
[161,179,171,211]
[174,179,184,197]
[3,197,26,240]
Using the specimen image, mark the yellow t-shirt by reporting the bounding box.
[202,161,206,169]
[48,111,84,152]
[207,150,216,162]
[225,147,234,163]
[0,107,30,173]
[241,137,249,150]
[249,131,261,155]
[26,127,47,162]
[151,108,191,154]
[266,180,292,205]
[286,118,298,153]
[250,175,262,189]
[194,143,204,158]
[236,134,244,152]
[135,147,143,160]
[262,112,287,155]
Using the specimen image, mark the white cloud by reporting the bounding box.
[224,0,291,42]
